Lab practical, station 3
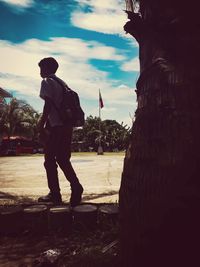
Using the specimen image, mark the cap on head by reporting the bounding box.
[38,57,59,76]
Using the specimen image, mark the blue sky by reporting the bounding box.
[0,0,139,126]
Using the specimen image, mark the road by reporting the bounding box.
[0,153,125,204]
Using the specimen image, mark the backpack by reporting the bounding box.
[50,76,85,127]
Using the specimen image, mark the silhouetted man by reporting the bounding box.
[37,57,83,206]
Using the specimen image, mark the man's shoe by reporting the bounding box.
[38,192,62,205]
[70,184,83,207]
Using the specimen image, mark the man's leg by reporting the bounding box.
[56,126,83,206]
[38,127,62,203]
[44,151,60,195]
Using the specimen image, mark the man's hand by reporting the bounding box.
[37,96,51,144]
[37,117,45,133]
[38,98,51,132]
[37,117,45,144]
[37,117,50,144]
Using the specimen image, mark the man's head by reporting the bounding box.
[38,57,59,78]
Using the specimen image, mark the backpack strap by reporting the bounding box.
[47,76,70,123]
[50,75,71,94]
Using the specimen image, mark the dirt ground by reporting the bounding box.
[0,153,123,266]
[0,153,124,204]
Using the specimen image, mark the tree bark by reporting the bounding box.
[119,2,200,266]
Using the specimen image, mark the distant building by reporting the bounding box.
[0,87,12,101]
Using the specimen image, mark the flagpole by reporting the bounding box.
[97,89,103,155]
[99,89,101,121]
[99,90,101,140]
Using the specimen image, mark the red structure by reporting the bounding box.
[0,136,35,155]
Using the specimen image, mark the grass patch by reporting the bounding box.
[57,225,119,267]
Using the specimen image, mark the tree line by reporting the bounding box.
[0,98,131,152]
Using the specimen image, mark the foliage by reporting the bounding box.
[72,116,131,152]
[102,119,131,151]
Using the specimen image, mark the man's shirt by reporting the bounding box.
[39,74,67,127]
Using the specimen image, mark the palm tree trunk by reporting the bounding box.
[119,2,200,266]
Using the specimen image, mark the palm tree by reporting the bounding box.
[0,98,39,140]
[119,1,200,266]
[102,120,130,151]
[22,109,41,141]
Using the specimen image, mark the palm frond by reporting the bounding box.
[125,0,140,13]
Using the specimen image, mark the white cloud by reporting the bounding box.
[0,37,136,125]
[121,57,140,72]
[0,0,33,7]
[77,0,124,10]
[0,37,125,88]
[71,11,126,35]
[71,0,128,35]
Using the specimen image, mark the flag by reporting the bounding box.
[99,90,104,109]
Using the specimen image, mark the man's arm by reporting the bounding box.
[38,98,51,132]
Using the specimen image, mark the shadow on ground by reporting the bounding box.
[0,190,119,206]
[0,191,35,206]
[82,191,118,202]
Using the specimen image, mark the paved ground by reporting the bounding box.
[0,153,125,204]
